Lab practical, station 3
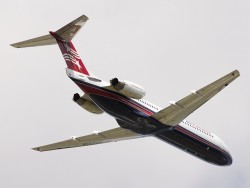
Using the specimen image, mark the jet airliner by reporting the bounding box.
[11,15,240,166]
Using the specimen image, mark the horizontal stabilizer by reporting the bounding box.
[11,15,88,48]
[11,34,55,48]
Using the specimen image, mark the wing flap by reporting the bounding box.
[152,70,240,126]
[33,127,142,152]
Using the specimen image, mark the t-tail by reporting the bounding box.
[11,15,90,76]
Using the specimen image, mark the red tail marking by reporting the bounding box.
[50,32,90,75]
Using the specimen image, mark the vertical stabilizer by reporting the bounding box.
[50,32,89,75]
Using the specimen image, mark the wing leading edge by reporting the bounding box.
[152,70,240,126]
[33,127,143,152]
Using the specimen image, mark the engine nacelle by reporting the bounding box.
[73,93,103,114]
[110,78,146,99]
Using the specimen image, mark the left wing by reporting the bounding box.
[33,127,143,152]
[152,70,240,126]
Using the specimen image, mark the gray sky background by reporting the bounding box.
[1,0,249,187]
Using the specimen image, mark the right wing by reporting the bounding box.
[152,70,240,126]
[33,127,143,152]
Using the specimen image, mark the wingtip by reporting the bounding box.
[10,43,19,48]
[80,14,89,21]
[232,69,240,77]
[235,69,240,76]
[32,147,41,152]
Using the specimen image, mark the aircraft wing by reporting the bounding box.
[33,127,143,152]
[152,70,240,126]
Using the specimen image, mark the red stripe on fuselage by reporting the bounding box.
[74,80,154,116]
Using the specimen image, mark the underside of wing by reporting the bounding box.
[33,127,143,152]
[152,70,240,126]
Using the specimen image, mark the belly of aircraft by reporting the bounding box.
[89,94,167,134]
[155,127,232,166]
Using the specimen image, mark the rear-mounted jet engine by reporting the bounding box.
[110,78,146,99]
[73,93,103,114]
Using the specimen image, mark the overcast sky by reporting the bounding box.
[1,0,249,187]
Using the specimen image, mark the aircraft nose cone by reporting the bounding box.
[219,148,233,166]
[215,136,233,166]
[225,151,233,166]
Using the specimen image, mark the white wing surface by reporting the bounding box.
[33,127,142,152]
[152,70,240,126]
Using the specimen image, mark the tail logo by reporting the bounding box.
[63,44,82,70]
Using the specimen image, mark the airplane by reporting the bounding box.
[11,14,240,166]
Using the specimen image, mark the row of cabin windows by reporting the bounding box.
[138,99,158,110]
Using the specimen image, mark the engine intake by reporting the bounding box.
[111,78,119,86]
[73,93,103,114]
[73,93,81,102]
